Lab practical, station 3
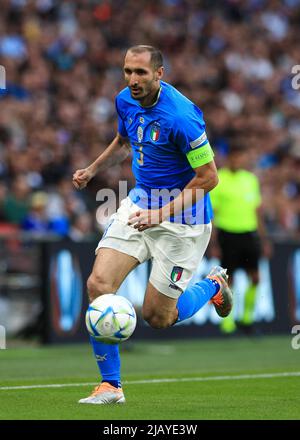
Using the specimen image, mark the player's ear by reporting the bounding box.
[156,66,164,80]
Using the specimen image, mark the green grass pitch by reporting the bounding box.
[0,335,300,420]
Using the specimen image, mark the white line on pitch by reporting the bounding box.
[1,371,300,391]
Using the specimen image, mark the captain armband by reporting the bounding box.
[186,142,214,168]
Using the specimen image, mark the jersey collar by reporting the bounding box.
[140,86,162,108]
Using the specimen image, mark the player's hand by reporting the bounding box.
[127,209,163,232]
[72,167,95,190]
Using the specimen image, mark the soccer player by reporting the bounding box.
[73,45,233,404]
[210,142,271,334]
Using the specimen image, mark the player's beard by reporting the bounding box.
[130,81,159,106]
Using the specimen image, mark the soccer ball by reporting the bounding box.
[86,294,137,344]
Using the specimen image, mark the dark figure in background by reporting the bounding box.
[210,142,271,334]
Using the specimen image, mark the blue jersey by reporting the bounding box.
[115,81,213,225]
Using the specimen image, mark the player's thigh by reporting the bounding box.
[218,229,241,274]
[243,233,261,283]
[88,197,150,298]
[87,247,139,297]
[237,232,260,271]
[147,222,212,300]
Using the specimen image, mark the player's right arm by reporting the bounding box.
[72,133,130,190]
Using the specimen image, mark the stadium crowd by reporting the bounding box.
[0,0,300,239]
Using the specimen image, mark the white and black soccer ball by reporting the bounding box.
[86,294,137,344]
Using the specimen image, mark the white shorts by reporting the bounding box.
[96,197,212,299]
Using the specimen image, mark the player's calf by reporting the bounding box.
[142,310,177,329]
[142,282,179,328]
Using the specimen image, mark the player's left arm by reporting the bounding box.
[256,204,273,258]
[128,160,218,231]
[128,107,218,231]
[161,160,218,219]
[252,175,273,257]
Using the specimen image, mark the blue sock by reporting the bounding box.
[176,279,219,323]
[89,336,121,388]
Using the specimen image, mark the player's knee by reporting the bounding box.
[142,311,173,329]
[87,274,116,302]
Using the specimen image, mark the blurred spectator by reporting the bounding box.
[69,211,97,242]
[2,174,30,225]
[21,191,49,235]
[0,0,299,237]
[0,181,8,221]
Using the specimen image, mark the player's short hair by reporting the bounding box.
[127,45,163,70]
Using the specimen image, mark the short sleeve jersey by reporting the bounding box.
[115,81,214,224]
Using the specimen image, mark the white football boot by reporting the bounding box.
[78,382,125,404]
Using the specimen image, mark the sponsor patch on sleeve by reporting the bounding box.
[189,132,208,149]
